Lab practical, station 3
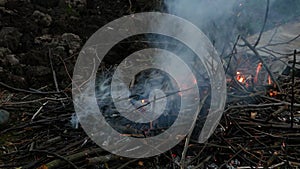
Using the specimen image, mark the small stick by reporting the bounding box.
[31,101,49,122]
[30,149,79,169]
[225,35,240,74]
[87,155,118,165]
[29,142,35,151]
[240,37,282,92]
[49,49,60,94]
[253,0,269,48]
[116,159,139,169]
[226,102,300,110]
[180,95,208,169]
[269,162,285,169]
[45,148,104,168]
[291,50,296,128]
[3,97,67,105]
[57,54,73,86]
[0,82,62,94]
[128,0,132,13]
[49,49,66,108]
[191,155,212,169]
[267,105,288,122]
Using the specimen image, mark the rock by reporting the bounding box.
[0,27,22,51]
[6,54,19,65]
[0,48,19,65]
[0,47,11,55]
[0,47,12,64]
[35,33,81,56]
[0,109,10,125]
[61,33,81,54]
[52,46,67,58]
[0,0,7,6]
[32,10,52,27]
[0,7,15,15]
[70,16,80,21]
[34,34,53,45]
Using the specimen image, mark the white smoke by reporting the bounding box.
[162,0,275,53]
[165,0,236,25]
[164,0,238,52]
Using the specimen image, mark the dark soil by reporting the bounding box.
[0,0,163,89]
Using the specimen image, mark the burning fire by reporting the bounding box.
[254,62,262,83]
[236,71,245,83]
[269,89,278,97]
[268,75,272,85]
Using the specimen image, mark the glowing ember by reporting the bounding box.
[238,77,245,83]
[269,90,278,97]
[236,71,245,83]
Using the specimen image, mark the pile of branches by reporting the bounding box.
[0,63,299,169]
[1,14,299,169]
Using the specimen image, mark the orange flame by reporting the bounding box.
[254,62,262,83]
[236,71,245,83]
[268,75,272,85]
[269,90,278,97]
[238,77,245,83]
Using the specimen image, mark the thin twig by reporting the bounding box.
[2,97,68,105]
[31,101,49,122]
[254,0,269,48]
[265,105,288,122]
[116,159,138,169]
[191,155,212,169]
[49,49,60,94]
[87,155,119,165]
[262,33,300,47]
[128,0,132,13]
[45,148,104,168]
[49,49,66,108]
[240,37,282,92]
[29,149,79,169]
[180,95,208,169]
[0,82,62,94]
[267,27,279,44]
[291,50,296,128]
[226,102,300,111]
[225,35,240,74]
[58,53,73,86]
